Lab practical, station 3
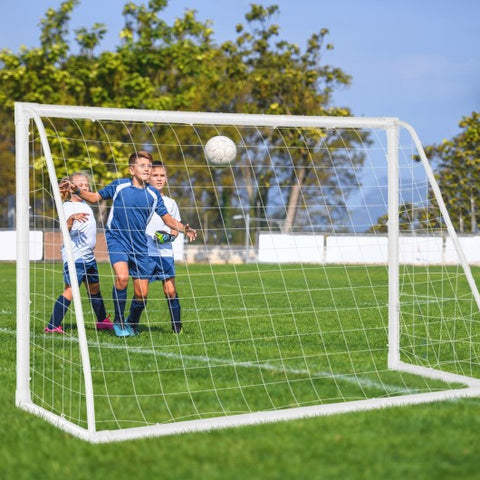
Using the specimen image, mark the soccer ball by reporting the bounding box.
[204,135,237,166]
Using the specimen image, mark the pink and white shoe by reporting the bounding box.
[96,315,114,331]
[44,325,65,334]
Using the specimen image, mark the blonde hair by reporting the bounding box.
[59,172,90,201]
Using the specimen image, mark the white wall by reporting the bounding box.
[258,233,480,265]
[399,236,443,265]
[3,231,480,265]
[444,236,480,264]
[325,236,388,264]
[258,234,325,263]
[0,231,43,261]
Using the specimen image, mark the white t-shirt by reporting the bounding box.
[146,195,181,258]
[61,201,97,264]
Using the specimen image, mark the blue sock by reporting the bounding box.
[167,296,181,332]
[48,295,71,329]
[112,286,127,324]
[89,292,106,321]
[127,298,147,327]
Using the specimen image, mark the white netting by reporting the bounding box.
[16,104,480,441]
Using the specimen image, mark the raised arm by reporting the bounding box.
[66,212,89,231]
[161,212,197,242]
[59,180,102,203]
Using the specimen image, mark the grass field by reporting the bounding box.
[3,261,480,479]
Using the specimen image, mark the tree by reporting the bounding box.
[369,203,418,233]
[369,111,480,235]
[422,111,480,233]
[210,5,366,233]
[0,0,363,233]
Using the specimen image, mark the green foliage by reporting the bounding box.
[0,0,364,230]
[369,203,415,233]
[75,24,108,56]
[370,112,480,234]
[423,111,480,233]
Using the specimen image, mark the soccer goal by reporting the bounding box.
[15,102,480,443]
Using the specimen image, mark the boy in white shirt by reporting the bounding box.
[45,172,112,333]
[146,162,183,333]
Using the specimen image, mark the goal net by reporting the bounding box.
[15,102,480,443]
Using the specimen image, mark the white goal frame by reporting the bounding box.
[15,102,480,443]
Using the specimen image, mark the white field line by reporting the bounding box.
[4,326,429,395]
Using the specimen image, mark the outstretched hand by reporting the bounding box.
[184,224,197,242]
[66,212,89,231]
[69,213,89,223]
[59,180,75,195]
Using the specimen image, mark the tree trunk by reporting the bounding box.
[281,166,306,233]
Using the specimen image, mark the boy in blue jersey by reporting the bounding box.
[61,151,197,337]
[46,172,112,333]
[146,162,183,333]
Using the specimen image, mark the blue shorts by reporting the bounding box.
[149,256,176,282]
[106,235,152,279]
[63,260,100,287]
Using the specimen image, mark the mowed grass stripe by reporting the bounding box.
[2,326,425,395]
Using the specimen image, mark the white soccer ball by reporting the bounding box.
[204,135,237,166]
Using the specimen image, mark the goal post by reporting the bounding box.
[15,102,480,443]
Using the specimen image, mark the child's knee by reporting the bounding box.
[87,283,100,295]
[115,276,129,289]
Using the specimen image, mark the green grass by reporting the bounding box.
[3,262,480,479]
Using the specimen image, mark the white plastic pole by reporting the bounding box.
[15,103,32,406]
[28,106,97,435]
[387,122,400,368]
[15,102,398,130]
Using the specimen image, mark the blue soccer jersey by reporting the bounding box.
[98,178,168,253]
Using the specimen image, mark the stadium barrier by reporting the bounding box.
[3,230,480,265]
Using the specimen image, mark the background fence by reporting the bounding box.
[5,230,480,265]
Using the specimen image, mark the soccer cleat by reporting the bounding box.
[172,324,182,334]
[124,324,136,336]
[96,315,114,331]
[44,325,65,334]
[113,323,134,337]
[128,326,140,337]
[125,318,140,336]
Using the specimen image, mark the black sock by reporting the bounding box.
[128,298,147,327]
[89,292,107,321]
[167,296,181,332]
[48,295,71,329]
[112,286,127,324]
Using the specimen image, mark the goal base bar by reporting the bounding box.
[391,361,480,388]
[17,383,480,443]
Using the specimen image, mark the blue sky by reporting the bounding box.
[1,0,480,147]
